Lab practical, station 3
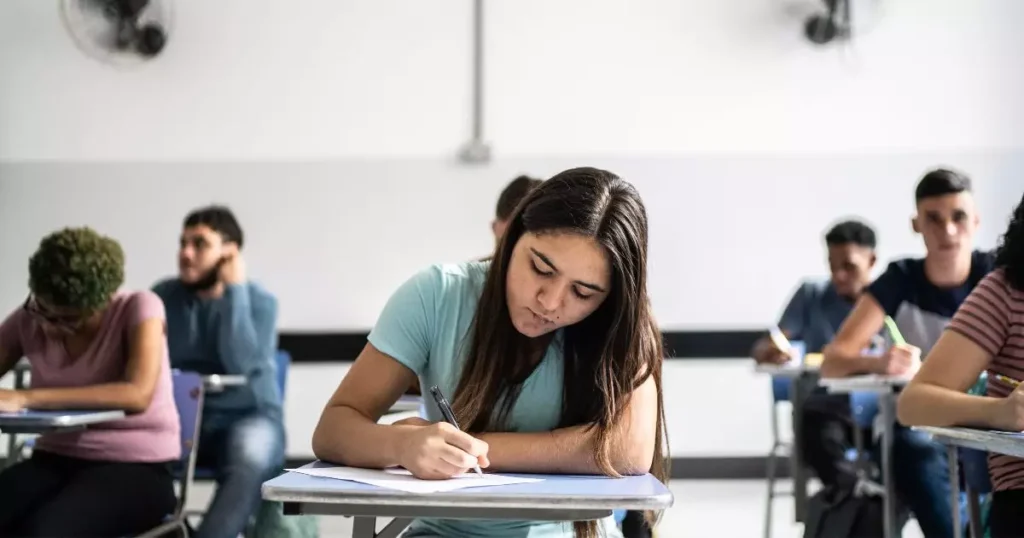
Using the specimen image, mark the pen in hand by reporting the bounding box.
[429,385,483,475]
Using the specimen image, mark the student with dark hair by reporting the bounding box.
[0,227,180,537]
[313,167,668,538]
[897,191,1024,537]
[752,219,880,488]
[492,175,544,244]
[153,205,283,538]
[823,168,993,538]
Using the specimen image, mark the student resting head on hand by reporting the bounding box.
[0,227,180,538]
[897,191,1024,538]
[313,167,668,538]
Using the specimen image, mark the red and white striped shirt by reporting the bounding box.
[946,268,1024,491]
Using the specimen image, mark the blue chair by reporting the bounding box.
[137,370,205,538]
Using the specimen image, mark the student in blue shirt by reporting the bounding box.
[152,206,284,538]
[312,167,668,538]
[752,219,879,488]
[823,168,994,538]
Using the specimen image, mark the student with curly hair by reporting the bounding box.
[897,191,1024,537]
[0,227,180,537]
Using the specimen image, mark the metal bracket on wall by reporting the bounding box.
[457,0,492,164]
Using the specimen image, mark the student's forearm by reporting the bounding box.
[25,383,153,413]
[479,425,650,476]
[821,346,884,377]
[897,383,1008,429]
[217,285,268,375]
[312,405,412,468]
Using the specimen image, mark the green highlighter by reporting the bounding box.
[883,316,906,346]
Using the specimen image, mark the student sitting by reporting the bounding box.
[896,192,1024,538]
[312,167,668,538]
[822,168,993,538]
[0,227,180,537]
[752,219,880,489]
[491,174,544,246]
[153,206,283,538]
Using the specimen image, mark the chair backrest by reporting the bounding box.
[171,369,205,512]
[848,391,880,429]
[274,349,291,401]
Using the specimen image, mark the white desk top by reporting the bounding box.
[0,409,126,433]
[916,426,1024,459]
[820,374,911,393]
[263,462,673,518]
[754,363,820,377]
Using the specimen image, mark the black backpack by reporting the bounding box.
[803,483,909,538]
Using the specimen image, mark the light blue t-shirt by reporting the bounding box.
[367,260,622,538]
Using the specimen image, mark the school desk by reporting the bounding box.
[820,374,911,538]
[262,463,673,538]
[917,426,1024,538]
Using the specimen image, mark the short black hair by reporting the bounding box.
[915,168,972,203]
[495,175,543,221]
[183,205,244,248]
[825,219,877,249]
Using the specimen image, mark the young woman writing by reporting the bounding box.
[0,227,180,537]
[313,167,668,538]
[897,193,1024,537]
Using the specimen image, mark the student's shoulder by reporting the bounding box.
[972,249,998,277]
[112,289,166,321]
[879,256,922,280]
[794,278,832,300]
[151,277,183,299]
[407,260,490,298]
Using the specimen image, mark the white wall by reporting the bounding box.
[2,0,1024,458]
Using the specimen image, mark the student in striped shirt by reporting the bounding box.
[897,193,1024,538]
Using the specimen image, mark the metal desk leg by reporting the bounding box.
[3,369,28,468]
[966,485,982,538]
[790,374,809,523]
[352,516,412,538]
[880,389,898,538]
[948,446,961,538]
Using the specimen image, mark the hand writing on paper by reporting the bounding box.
[752,337,792,365]
[880,344,921,376]
[396,420,490,480]
[996,383,1024,432]
[0,389,28,412]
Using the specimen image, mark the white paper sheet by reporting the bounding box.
[287,465,544,494]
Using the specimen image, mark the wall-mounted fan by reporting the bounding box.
[60,0,173,66]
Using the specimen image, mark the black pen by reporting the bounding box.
[429,385,482,475]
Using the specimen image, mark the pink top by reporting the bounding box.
[0,291,181,463]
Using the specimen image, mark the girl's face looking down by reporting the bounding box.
[505,231,611,338]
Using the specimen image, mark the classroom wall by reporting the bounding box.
[2,0,1024,461]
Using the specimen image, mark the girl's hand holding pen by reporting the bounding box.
[994,375,1024,432]
[395,419,490,480]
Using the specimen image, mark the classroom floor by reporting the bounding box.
[188,479,925,537]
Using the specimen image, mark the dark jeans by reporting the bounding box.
[0,450,176,537]
[799,399,961,538]
[193,410,286,538]
[989,489,1024,538]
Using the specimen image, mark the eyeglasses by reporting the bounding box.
[22,295,86,329]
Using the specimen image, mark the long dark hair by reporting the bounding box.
[451,167,669,537]
[996,192,1024,291]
